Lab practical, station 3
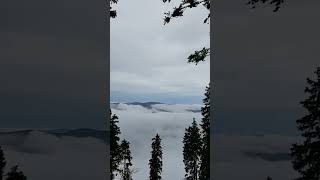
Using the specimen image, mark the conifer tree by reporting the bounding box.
[267,176,272,180]
[199,85,210,180]
[0,146,6,180]
[110,110,122,179]
[291,67,320,180]
[119,139,133,180]
[149,134,163,180]
[183,118,202,180]
[5,166,27,180]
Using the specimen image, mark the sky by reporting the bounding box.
[0,0,107,129]
[111,0,320,136]
[110,0,210,104]
[213,0,320,135]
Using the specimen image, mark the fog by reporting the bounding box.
[112,103,299,180]
[0,131,107,180]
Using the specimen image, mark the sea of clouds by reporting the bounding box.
[0,131,107,180]
[112,102,301,180]
[0,102,302,180]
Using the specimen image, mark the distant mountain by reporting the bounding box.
[0,129,33,135]
[46,128,107,142]
[120,102,163,109]
[185,109,201,113]
[244,151,291,162]
[110,102,201,113]
[0,128,108,143]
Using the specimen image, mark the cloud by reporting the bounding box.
[0,131,107,180]
[110,0,210,102]
[212,134,301,180]
[112,103,301,180]
[112,103,202,179]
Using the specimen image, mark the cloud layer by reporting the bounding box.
[0,131,107,180]
[112,103,300,180]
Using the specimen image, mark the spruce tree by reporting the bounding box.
[199,85,210,180]
[5,166,27,180]
[267,176,272,180]
[120,139,133,180]
[110,110,122,179]
[0,146,6,180]
[183,118,202,180]
[149,134,163,180]
[291,67,320,180]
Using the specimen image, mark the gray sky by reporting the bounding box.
[213,0,320,135]
[0,0,107,129]
[110,0,210,104]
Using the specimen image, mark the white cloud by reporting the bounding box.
[112,103,202,179]
[112,103,300,180]
[110,0,210,100]
[0,131,107,180]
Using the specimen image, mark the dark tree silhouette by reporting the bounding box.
[110,110,122,179]
[199,85,210,180]
[247,0,284,12]
[183,118,202,180]
[5,166,27,180]
[162,0,284,24]
[149,134,163,180]
[291,67,320,180]
[161,0,284,65]
[0,147,6,180]
[120,139,133,180]
[267,176,273,180]
[110,0,118,18]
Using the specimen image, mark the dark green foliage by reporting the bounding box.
[110,0,118,18]
[120,139,133,180]
[247,0,284,12]
[199,85,210,180]
[5,166,27,180]
[162,0,210,25]
[183,119,202,180]
[290,67,320,180]
[110,110,122,179]
[162,0,284,65]
[149,134,163,180]
[187,47,210,65]
[0,147,6,180]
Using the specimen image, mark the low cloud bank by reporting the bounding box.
[112,103,301,180]
[0,131,107,180]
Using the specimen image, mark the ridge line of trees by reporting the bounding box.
[0,146,27,180]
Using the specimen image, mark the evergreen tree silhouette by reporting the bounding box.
[267,176,272,180]
[110,110,122,179]
[183,118,202,180]
[119,139,133,180]
[199,85,210,180]
[291,67,320,180]
[5,166,27,180]
[0,146,6,180]
[149,134,163,180]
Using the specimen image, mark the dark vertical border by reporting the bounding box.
[106,0,111,179]
[209,0,214,179]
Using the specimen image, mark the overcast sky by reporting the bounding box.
[0,0,107,129]
[110,0,210,104]
[213,0,320,135]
